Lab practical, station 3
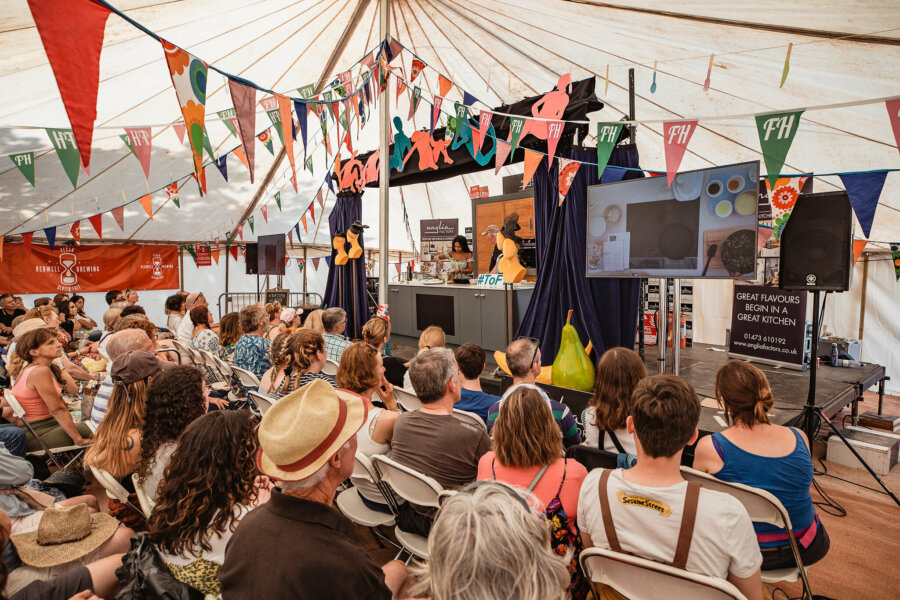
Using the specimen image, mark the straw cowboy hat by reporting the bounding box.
[11,504,119,568]
[12,318,50,339]
[256,379,368,481]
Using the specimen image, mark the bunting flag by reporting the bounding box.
[172,123,186,144]
[546,120,564,165]
[312,257,321,270]
[120,127,152,181]
[274,191,282,211]
[258,130,274,155]
[317,189,324,209]
[161,40,208,194]
[508,117,525,156]
[70,221,80,245]
[780,43,792,88]
[298,83,316,99]
[305,156,314,175]
[229,245,238,261]
[395,263,402,277]
[138,194,153,219]
[88,214,102,239]
[494,140,511,174]
[396,77,407,104]
[301,214,308,233]
[294,100,308,162]
[596,122,624,178]
[835,171,887,240]
[557,158,580,206]
[431,96,443,135]
[211,247,220,264]
[886,98,900,157]
[475,110,492,154]
[228,80,257,183]
[766,176,807,239]
[22,232,33,253]
[310,202,316,224]
[111,205,125,230]
[27,0,110,171]
[409,87,422,120]
[0,236,3,262]
[9,152,35,187]
[325,256,332,268]
[217,108,238,137]
[46,128,81,189]
[43,227,56,251]
[165,182,180,209]
[294,223,301,243]
[463,91,478,110]
[277,95,297,192]
[756,111,803,188]
[662,120,698,186]
[852,240,867,264]
[522,149,543,187]
[891,243,900,281]
[261,204,268,223]
[233,145,249,170]
[411,59,424,82]
[248,215,255,233]
[237,224,244,241]
[215,155,228,181]
[261,97,283,144]
[438,74,453,97]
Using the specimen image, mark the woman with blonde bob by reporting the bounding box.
[582,347,647,455]
[411,481,570,600]
[401,325,446,389]
[302,308,325,334]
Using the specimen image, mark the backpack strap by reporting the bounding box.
[597,469,623,553]
[607,430,626,454]
[671,482,701,570]
[526,464,551,493]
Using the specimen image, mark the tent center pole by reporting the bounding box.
[377,0,391,310]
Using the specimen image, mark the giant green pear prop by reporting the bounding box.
[551,310,596,392]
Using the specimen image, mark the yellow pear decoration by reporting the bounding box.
[551,310,595,392]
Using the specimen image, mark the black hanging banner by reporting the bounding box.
[728,283,809,370]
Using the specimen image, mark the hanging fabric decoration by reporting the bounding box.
[166,182,180,209]
[248,215,255,234]
[161,40,208,194]
[0,236,4,262]
[546,120,564,165]
[317,189,324,209]
[431,96,443,135]
[229,245,238,261]
[780,43,792,88]
[88,214,102,239]
[494,140,511,174]
[508,117,526,156]
[409,87,422,120]
[886,98,900,157]
[217,109,238,138]
[277,96,295,193]
[703,54,714,92]
[310,202,316,224]
[172,123,186,144]
[22,232,34,253]
[411,59,424,82]
[522,149,543,187]
[258,130,274,155]
[233,145,249,170]
[111,206,125,230]
[475,110,493,154]
[756,110,803,188]
[395,263,402,277]
[9,152,35,187]
[596,122,624,178]
[215,155,228,181]
[312,257,321,270]
[438,74,453,97]
[261,97,284,144]
[124,127,152,179]
[301,214,308,233]
[396,77,407,104]
[294,100,308,162]
[228,79,257,183]
[891,243,900,281]
[70,221,80,245]
[27,0,110,171]
[261,204,268,223]
[274,191,282,211]
[294,222,302,243]
[139,194,153,219]
[766,176,807,239]
[306,156,314,174]
[463,91,478,110]
[46,128,81,189]
[557,158,581,206]
[236,224,244,241]
[662,120,698,186]
[298,84,316,99]
[43,227,56,251]
[852,240,867,264]
[839,171,887,239]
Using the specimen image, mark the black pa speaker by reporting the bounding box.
[779,191,853,291]
[258,234,286,276]
[245,244,258,275]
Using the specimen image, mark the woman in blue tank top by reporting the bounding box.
[693,360,829,570]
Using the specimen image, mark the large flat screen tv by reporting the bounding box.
[586,161,760,279]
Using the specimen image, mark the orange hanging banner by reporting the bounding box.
[138,194,153,218]
[0,243,179,294]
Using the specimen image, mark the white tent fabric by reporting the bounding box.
[1,1,898,389]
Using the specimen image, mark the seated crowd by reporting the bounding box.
[0,288,829,599]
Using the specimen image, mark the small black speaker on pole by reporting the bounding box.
[245,244,258,275]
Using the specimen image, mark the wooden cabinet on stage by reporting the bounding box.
[472,191,536,278]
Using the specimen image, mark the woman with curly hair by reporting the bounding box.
[150,410,266,596]
[165,293,186,333]
[137,365,207,503]
[259,332,291,394]
[272,330,335,397]
[217,312,241,360]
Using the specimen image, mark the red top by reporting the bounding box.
[11,365,60,421]
[477,452,588,520]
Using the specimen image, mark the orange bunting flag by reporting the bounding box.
[232,144,249,170]
[88,214,102,240]
[277,95,297,192]
[139,194,153,219]
[70,221,81,244]
[522,149,543,188]
[853,240,867,264]
[438,74,453,97]
[211,249,219,264]
[301,214,308,233]
[0,236,3,262]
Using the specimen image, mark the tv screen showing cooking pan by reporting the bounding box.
[585,161,760,279]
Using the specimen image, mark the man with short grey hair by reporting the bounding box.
[322,307,351,362]
[90,329,155,426]
[389,348,491,536]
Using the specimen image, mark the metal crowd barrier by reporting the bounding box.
[217,292,323,319]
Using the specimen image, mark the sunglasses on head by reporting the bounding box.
[515,336,541,365]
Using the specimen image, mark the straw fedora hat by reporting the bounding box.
[257,378,368,481]
[11,504,119,568]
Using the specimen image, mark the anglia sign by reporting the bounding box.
[0,243,180,294]
[727,284,809,370]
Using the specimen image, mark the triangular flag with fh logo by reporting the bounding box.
[111,206,125,230]
[546,121,565,165]
[431,96,443,135]
[596,122,624,178]
[10,152,35,187]
[662,121,698,186]
[70,221,80,244]
[508,117,525,156]
[22,232,33,253]
[274,191,282,211]
[88,214,102,239]
[522,149,543,188]
[248,216,255,233]
[476,111,492,155]
[756,111,803,189]
[228,79,256,183]
[46,129,81,189]
[125,127,152,180]
[139,194,153,219]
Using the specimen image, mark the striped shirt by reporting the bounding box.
[486,383,582,448]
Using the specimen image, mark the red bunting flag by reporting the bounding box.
[396,77,406,104]
[138,194,153,219]
[111,206,124,231]
[476,111,493,154]
[662,120,698,186]
[317,189,324,209]
[88,214,102,239]
[229,245,238,261]
[312,257,320,270]
[522,149,543,187]
[886,98,900,157]
[70,221,80,244]
[494,140,511,175]
[228,79,257,183]
[26,0,111,172]
[411,59,424,82]
[310,202,316,224]
[301,214,308,233]
[172,123,186,144]
[22,232,33,253]
[261,204,268,223]
[237,225,243,241]
[431,96,443,135]
[395,263,402,277]
[125,127,152,179]
[546,120,564,165]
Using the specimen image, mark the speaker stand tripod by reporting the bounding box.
[800,291,900,507]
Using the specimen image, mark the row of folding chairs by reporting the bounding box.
[2,389,87,470]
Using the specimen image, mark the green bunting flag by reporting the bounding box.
[305,156,314,175]
[595,122,624,178]
[46,128,81,189]
[9,152,35,187]
[755,110,804,188]
[261,97,283,144]
[298,84,315,99]
[412,86,421,111]
[172,196,180,208]
[339,111,349,133]
[248,215,254,233]
[274,191,281,211]
[120,134,138,159]
[225,232,232,247]
[217,108,238,138]
[185,244,197,263]
[508,117,526,156]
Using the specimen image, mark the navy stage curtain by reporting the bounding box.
[322,191,368,340]
[517,146,644,365]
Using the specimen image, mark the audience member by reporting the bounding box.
[6,329,91,451]
[176,293,208,343]
[362,317,407,387]
[263,302,282,337]
[123,289,139,307]
[322,307,351,363]
[32,298,52,309]
[104,290,124,306]
[0,294,26,337]
[267,307,301,341]
[693,360,830,569]
[70,295,97,331]
[95,308,123,359]
[259,332,291,395]
[302,308,325,334]
[273,330,335,397]
[219,379,409,599]
[337,342,400,514]
[151,411,265,597]
[13,297,25,312]
[164,294,186,333]
[90,329,154,427]
[454,343,498,422]
[401,325,446,390]
[217,312,241,360]
[486,338,581,448]
[582,347,647,457]
[410,482,570,600]
[54,301,77,347]
[578,375,763,600]
[52,294,70,305]
[390,348,491,536]
[136,365,207,503]
[233,305,271,379]
[118,305,146,319]
[189,306,222,356]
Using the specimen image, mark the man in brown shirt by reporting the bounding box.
[390,348,492,535]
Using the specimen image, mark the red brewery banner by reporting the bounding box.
[0,243,179,294]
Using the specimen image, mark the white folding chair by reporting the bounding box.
[680,466,814,599]
[3,390,87,470]
[322,359,339,376]
[196,350,230,393]
[89,466,146,520]
[335,453,401,551]
[171,340,195,366]
[452,408,486,431]
[231,365,263,391]
[371,454,444,560]
[394,387,422,412]
[580,547,748,600]
[247,390,275,416]
[132,473,155,516]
